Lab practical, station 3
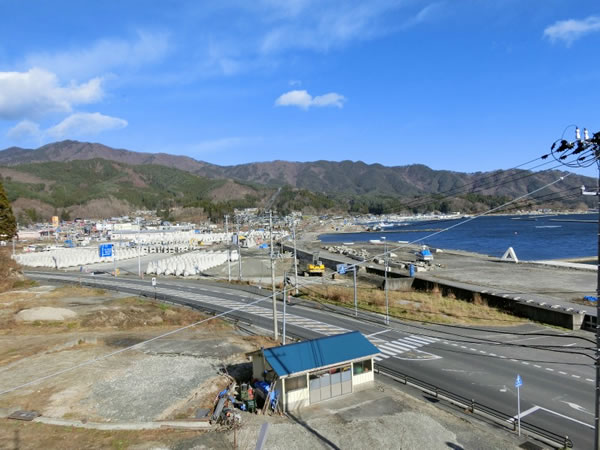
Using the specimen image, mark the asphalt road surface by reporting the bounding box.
[26,271,596,449]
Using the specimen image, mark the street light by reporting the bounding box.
[550,126,600,450]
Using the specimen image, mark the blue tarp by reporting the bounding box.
[263,331,380,377]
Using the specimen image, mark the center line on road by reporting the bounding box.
[533,365,541,368]
[559,371,567,375]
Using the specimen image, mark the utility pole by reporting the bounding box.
[353,264,358,317]
[137,232,141,278]
[549,126,600,450]
[225,215,231,282]
[292,220,299,296]
[236,215,242,281]
[383,237,389,325]
[282,271,287,346]
[270,211,278,340]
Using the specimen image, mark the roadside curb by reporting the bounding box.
[33,416,212,430]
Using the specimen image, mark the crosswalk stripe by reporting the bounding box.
[407,336,437,344]
[390,341,417,350]
[385,342,413,352]
[380,344,407,354]
[378,347,397,356]
[414,335,439,343]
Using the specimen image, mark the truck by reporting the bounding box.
[416,245,433,264]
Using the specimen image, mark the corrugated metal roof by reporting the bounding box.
[263,331,380,377]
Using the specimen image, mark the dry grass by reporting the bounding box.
[0,248,26,293]
[0,420,203,450]
[301,285,525,325]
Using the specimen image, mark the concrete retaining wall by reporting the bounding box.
[412,277,585,330]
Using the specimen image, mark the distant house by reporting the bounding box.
[249,331,380,411]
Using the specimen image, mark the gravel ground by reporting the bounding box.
[90,354,220,422]
[173,383,523,450]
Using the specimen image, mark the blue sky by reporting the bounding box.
[0,0,599,175]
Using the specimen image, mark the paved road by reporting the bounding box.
[26,271,596,448]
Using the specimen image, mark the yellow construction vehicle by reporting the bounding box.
[301,253,325,277]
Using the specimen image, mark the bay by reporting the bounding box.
[318,213,597,261]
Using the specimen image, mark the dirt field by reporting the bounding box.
[0,284,274,425]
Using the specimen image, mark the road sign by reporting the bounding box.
[152,277,157,287]
[515,374,523,388]
[336,264,347,275]
[515,374,523,436]
[99,243,113,258]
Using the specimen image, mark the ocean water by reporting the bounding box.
[318,213,597,261]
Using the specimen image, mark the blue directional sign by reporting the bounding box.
[99,243,113,258]
[515,374,523,388]
[336,264,347,275]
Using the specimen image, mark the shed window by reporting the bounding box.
[286,374,307,392]
[353,359,372,375]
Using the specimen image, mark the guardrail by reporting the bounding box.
[375,365,573,449]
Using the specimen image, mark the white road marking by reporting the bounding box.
[533,365,541,368]
[513,405,540,420]
[545,368,554,372]
[390,342,418,350]
[366,329,390,338]
[560,401,593,416]
[378,347,397,356]
[405,336,434,345]
[521,362,529,365]
[571,375,581,379]
[586,378,594,382]
[415,336,439,343]
[559,371,567,375]
[383,343,410,352]
[537,406,594,429]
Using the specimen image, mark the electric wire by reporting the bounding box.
[4,163,591,396]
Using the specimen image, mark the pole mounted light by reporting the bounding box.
[550,126,600,450]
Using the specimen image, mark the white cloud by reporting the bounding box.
[24,31,169,80]
[544,16,600,45]
[259,1,409,54]
[46,112,127,138]
[275,89,346,109]
[6,120,40,140]
[0,68,103,121]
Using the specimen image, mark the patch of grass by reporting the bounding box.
[46,285,106,299]
[300,285,525,326]
[158,303,169,311]
[111,439,129,450]
[12,279,38,289]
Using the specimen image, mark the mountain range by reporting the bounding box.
[0,140,594,221]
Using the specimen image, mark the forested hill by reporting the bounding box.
[0,140,595,220]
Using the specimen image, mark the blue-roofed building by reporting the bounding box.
[249,331,380,411]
